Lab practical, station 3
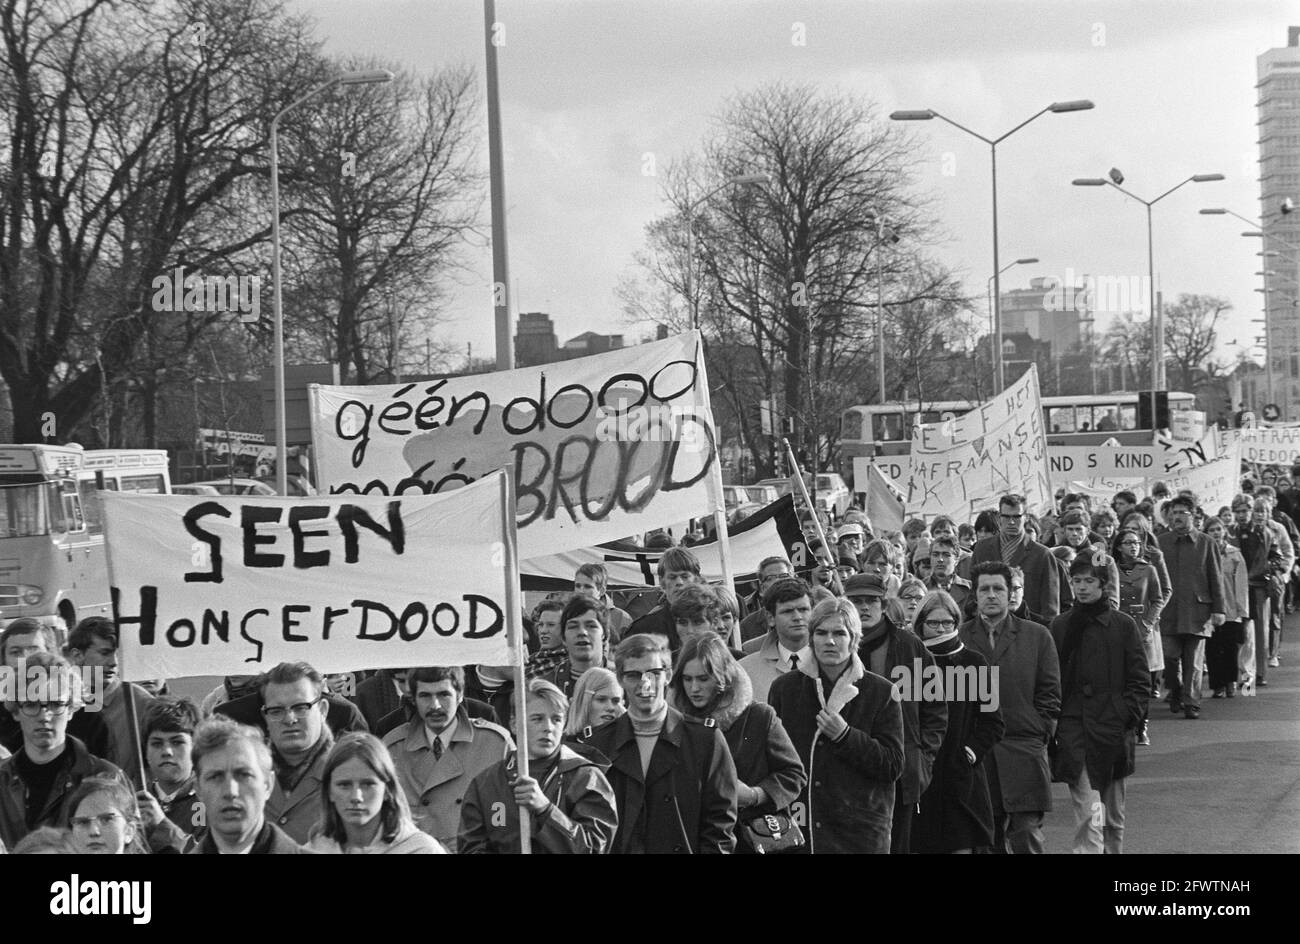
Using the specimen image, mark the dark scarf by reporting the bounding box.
[860,617,891,652]
[924,633,964,658]
[274,730,333,793]
[1060,598,1108,695]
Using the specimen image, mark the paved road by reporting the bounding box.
[1043,610,1300,854]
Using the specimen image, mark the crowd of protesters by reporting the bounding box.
[0,462,1296,855]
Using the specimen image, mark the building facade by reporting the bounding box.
[1257,27,1300,421]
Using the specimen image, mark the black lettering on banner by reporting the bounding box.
[617,437,658,513]
[464,594,505,638]
[431,602,460,637]
[202,610,230,645]
[337,502,406,562]
[377,384,417,435]
[547,383,595,429]
[184,502,230,583]
[166,619,196,648]
[413,380,448,430]
[649,358,698,403]
[579,436,622,521]
[282,604,311,642]
[321,606,349,640]
[289,505,332,568]
[513,441,551,527]
[399,602,428,641]
[242,506,285,567]
[112,586,158,645]
[240,609,267,664]
[662,413,716,492]
[597,373,648,414]
[447,389,490,433]
[337,400,374,469]
[503,373,546,435]
[355,599,398,640]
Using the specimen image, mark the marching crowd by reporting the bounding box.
[0,463,1297,855]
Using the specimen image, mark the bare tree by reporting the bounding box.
[1163,293,1231,395]
[0,0,321,443]
[275,62,482,383]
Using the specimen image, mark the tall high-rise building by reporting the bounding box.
[1257,27,1300,421]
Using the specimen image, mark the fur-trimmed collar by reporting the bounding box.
[669,669,754,731]
[799,652,866,714]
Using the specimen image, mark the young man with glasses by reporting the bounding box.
[969,494,1060,624]
[582,634,738,853]
[257,662,335,843]
[0,652,124,849]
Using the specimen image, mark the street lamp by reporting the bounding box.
[270,69,394,496]
[866,215,902,404]
[1072,171,1223,393]
[985,257,1038,391]
[1199,206,1297,414]
[682,173,769,331]
[892,100,1093,392]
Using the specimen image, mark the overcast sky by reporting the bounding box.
[293,0,1293,379]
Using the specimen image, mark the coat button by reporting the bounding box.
[455,798,462,804]
[664,797,672,803]
[278,816,287,824]
[814,781,821,788]
[815,822,822,829]
[422,799,430,806]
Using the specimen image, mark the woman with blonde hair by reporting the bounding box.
[767,597,904,853]
[564,667,625,738]
[669,634,805,852]
[309,732,446,853]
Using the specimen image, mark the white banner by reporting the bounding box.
[103,474,520,680]
[308,332,721,559]
[1238,425,1300,466]
[1049,445,1195,484]
[905,366,1052,520]
[1069,438,1242,511]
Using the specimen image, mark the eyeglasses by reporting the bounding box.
[620,668,667,684]
[261,696,323,721]
[923,618,956,630]
[1119,539,1142,547]
[70,811,125,831]
[999,513,1023,520]
[900,594,925,604]
[18,701,71,717]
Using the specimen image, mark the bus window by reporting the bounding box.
[1048,407,1076,433]
[872,412,904,442]
[841,410,864,442]
[1094,407,1120,432]
[121,474,165,494]
[1119,405,1137,430]
[0,483,48,537]
[79,477,118,535]
[58,480,85,532]
[1074,407,1095,432]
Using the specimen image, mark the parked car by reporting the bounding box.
[815,473,852,520]
[742,484,781,507]
[190,477,278,496]
[721,485,763,525]
[173,484,222,496]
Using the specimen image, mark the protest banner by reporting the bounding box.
[522,494,803,591]
[308,332,722,559]
[103,473,520,681]
[1048,445,1194,483]
[905,366,1052,520]
[1238,425,1300,466]
[854,455,907,494]
[851,459,905,532]
[1069,439,1241,512]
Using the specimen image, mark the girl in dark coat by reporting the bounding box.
[768,598,904,854]
[912,590,1004,854]
[670,634,806,852]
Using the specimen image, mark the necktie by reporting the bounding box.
[433,737,444,761]
[789,654,799,671]
[988,626,997,649]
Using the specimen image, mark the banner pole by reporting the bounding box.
[782,439,833,575]
[501,468,531,854]
[100,492,148,789]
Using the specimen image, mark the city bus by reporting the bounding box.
[0,444,170,631]
[839,392,1197,490]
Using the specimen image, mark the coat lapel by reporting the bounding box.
[644,712,684,788]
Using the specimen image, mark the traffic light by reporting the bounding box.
[1137,390,1169,431]
[782,416,796,437]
